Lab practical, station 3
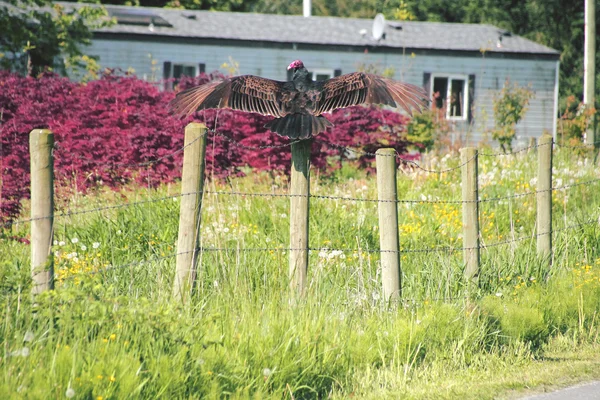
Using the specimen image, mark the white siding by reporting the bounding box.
[87,38,558,146]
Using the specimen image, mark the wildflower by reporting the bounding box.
[80,245,87,251]
[65,387,75,398]
[93,242,100,249]
[21,347,30,357]
[53,240,58,246]
[495,292,503,297]
[280,213,287,218]
[71,238,79,244]
[23,331,34,342]
[263,368,272,377]
[97,375,103,380]
[109,375,116,382]
[109,334,116,340]
[59,241,66,246]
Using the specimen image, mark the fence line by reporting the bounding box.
[52,215,598,285]
[53,127,210,170]
[47,128,600,180]
[4,174,600,230]
[4,126,600,300]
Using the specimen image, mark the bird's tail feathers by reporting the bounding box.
[264,114,333,139]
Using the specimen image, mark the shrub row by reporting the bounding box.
[1,71,416,223]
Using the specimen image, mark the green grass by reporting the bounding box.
[1,147,600,399]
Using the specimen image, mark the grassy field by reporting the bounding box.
[1,146,600,399]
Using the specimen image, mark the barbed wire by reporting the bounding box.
[213,130,302,150]
[314,139,474,174]
[554,140,600,150]
[4,174,600,229]
[53,128,211,170]
[55,215,598,282]
[478,141,550,157]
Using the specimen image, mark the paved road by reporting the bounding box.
[521,381,600,400]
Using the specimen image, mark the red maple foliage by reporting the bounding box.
[1,71,416,224]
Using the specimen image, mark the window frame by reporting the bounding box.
[172,63,198,79]
[430,73,470,121]
[310,68,335,81]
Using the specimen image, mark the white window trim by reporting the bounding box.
[430,73,469,121]
[310,68,335,80]
[172,63,198,78]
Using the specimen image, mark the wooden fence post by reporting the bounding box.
[537,134,553,262]
[461,147,480,286]
[30,129,54,294]
[376,149,401,300]
[289,139,311,295]
[173,123,207,302]
[528,137,537,153]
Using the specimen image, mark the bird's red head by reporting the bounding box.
[287,60,304,71]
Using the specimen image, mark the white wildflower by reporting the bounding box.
[495,292,503,297]
[263,368,272,377]
[92,242,100,249]
[80,245,87,251]
[23,331,34,343]
[20,347,30,357]
[71,237,79,244]
[65,387,75,398]
[59,241,65,246]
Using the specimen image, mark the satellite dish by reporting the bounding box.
[372,13,385,41]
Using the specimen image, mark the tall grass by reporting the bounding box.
[1,147,599,399]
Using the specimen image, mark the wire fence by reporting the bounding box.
[4,127,600,302]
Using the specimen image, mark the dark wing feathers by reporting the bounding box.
[314,72,428,116]
[169,75,286,117]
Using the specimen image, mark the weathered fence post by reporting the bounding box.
[376,148,401,300]
[461,147,480,286]
[528,137,537,153]
[173,123,207,302]
[289,139,311,295]
[30,129,54,294]
[537,134,553,262]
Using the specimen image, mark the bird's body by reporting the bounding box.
[170,60,429,139]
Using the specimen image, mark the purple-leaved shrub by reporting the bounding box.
[1,70,418,225]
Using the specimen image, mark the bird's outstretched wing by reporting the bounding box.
[169,75,288,117]
[312,72,429,116]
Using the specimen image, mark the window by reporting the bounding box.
[431,74,469,120]
[310,69,334,81]
[163,61,204,91]
[173,63,197,79]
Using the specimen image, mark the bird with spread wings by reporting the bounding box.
[170,60,429,139]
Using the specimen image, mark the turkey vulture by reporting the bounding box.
[170,60,429,139]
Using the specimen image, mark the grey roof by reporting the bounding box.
[63,3,559,56]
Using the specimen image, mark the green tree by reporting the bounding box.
[491,80,535,152]
[0,0,112,77]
